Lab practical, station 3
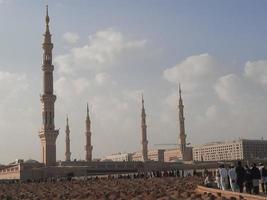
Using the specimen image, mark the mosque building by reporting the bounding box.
[1,6,266,181]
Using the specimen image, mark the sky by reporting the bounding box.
[0,0,267,164]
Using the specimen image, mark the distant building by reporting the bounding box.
[101,153,133,162]
[193,139,267,162]
[164,147,193,162]
[132,149,165,162]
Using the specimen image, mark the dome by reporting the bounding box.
[24,159,39,164]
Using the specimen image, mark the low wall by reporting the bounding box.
[196,185,267,200]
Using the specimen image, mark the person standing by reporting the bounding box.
[219,164,228,190]
[244,165,253,194]
[235,161,245,193]
[251,163,261,195]
[204,174,213,188]
[215,169,221,189]
[228,164,238,192]
[259,163,267,194]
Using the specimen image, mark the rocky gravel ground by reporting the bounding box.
[0,176,230,200]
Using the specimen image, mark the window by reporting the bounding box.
[49,112,52,124]
[45,112,47,124]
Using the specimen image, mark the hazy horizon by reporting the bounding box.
[1,0,267,164]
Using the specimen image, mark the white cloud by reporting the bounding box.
[0,71,28,102]
[214,74,242,104]
[94,72,112,86]
[244,60,267,85]
[0,70,39,164]
[163,54,267,145]
[73,78,90,94]
[55,76,90,98]
[55,28,146,75]
[163,54,222,92]
[63,32,80,44]
[123,89,144,103]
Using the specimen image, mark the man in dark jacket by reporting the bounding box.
[259,163,267,194]
[235,161,245,193]
[251,163,261,195]
[244,165,252,194]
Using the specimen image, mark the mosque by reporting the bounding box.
[0,6,194,181]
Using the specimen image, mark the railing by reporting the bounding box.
[196,185,267,200]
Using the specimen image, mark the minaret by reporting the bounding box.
[85,103,93,161]
[65,115,71,162]
[178,84,187,160]
[141,94,148,162]
[39,6,59,166]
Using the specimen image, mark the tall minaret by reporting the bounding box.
[85,103,93,161]
[65,115,71,162]
[178,84,187,160]
[39,6,59,166]
[141,94,148,162]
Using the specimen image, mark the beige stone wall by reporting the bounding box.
[164,148,192,162]
[132,149,164,162]
[0,165,20,180]
[164,148,182,162]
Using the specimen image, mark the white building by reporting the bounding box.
[193,139,267,162]
[101,153,133,162]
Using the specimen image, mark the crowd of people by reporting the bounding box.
[204,161,267,195]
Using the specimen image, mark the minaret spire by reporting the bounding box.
[46,5,49,25]
[39,6,59,166]
[141,93,148,162]
[87,103,89,119]
[65,115,71,162]
[85,103,93,161]
[178,83,187,160]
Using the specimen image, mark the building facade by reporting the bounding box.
[193,139,267,162]
[101,153,133,162]
[38,6,59,166]
[132,149,165,162]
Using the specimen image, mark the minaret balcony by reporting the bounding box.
[40,94,56,102]
[42,42,53,49]
[42,64,54,72]
[39,129,59,140]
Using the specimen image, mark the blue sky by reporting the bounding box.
[1,0,267,72]
[0,0,267,163]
